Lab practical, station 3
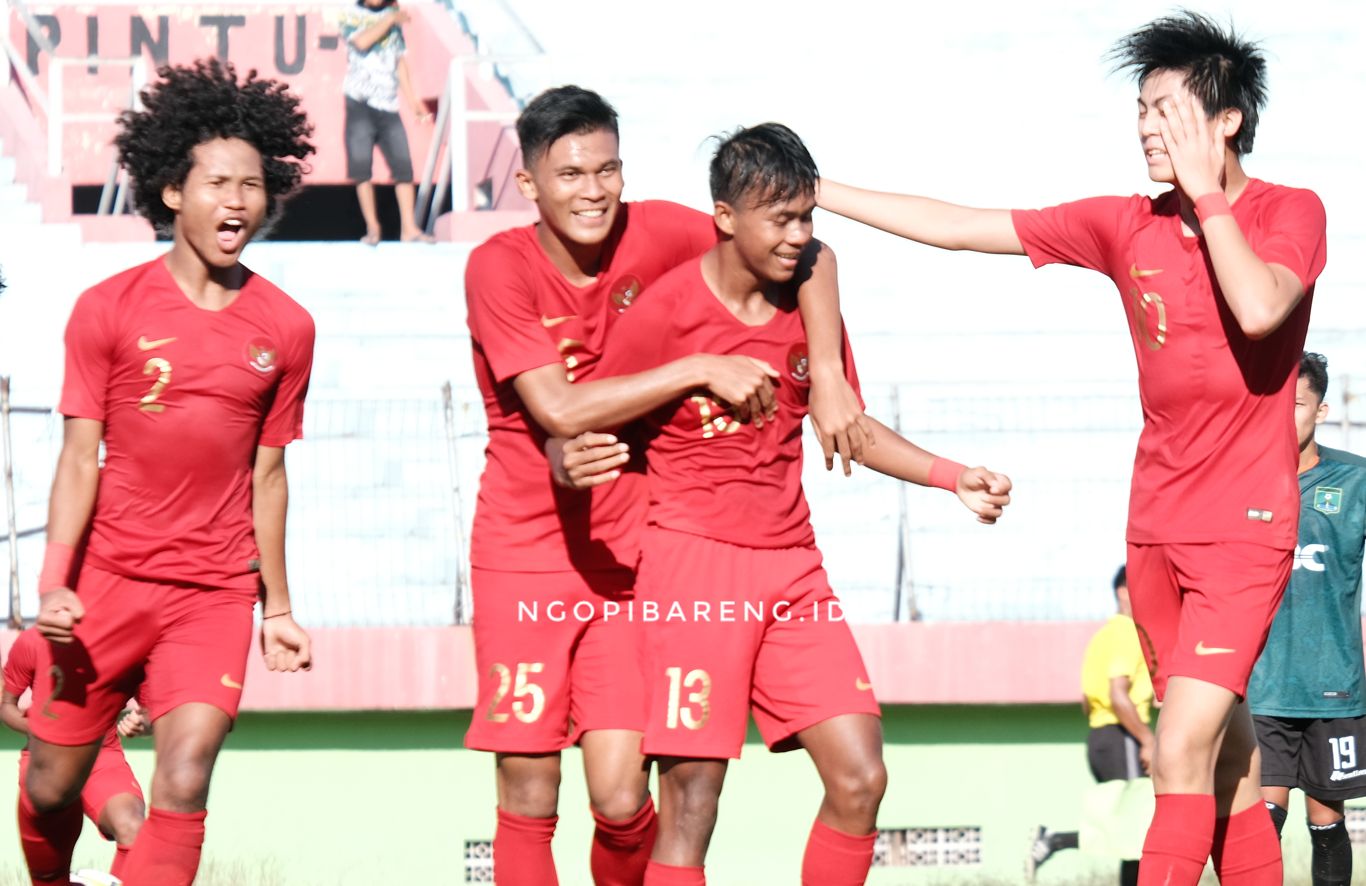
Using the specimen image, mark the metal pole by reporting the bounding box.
[416,74,452,232]
[1340,374,1352,452]
[892,386,921,622]
[48,60,63,177]
[441,382,469,624]
[448,58,469,213]
[2,377,22,629]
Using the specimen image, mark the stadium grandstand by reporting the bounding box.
[1,0,1363,882]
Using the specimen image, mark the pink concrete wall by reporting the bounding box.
[0,621,1133,711]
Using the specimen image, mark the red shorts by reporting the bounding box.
[1127,541,1291,701]
[637,528,880,760]
[28,563,257,746]
[20,743,143,838]
[464,567,646,754]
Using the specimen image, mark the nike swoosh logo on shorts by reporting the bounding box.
[855,679,873,691]
[220,674,244,690]
[1194,641,1237,656]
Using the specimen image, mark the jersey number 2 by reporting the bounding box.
[139,358,173,412]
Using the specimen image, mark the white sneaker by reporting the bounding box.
[70,870,122,886]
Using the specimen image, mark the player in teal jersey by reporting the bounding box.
[1247,352,1366,886]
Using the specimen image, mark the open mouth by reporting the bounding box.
[217,218,247,251]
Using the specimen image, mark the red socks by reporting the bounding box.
[17,787,82,885]
[1139,793,1214,886]
[1211,803,1283,884]
[117,807,206,886]
[494,808,559,886]
[801,819,877,886]
[642,860,706,885]
[592,799,659,886]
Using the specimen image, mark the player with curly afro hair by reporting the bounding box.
[19,57,317,886]
[115,57,313,233]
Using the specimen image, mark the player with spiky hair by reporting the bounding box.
[19,59,315,885]
[815,10,1326,885]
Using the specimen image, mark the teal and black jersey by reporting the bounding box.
[1249,446,1366,718]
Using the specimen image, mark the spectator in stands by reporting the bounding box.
[341,0,434,244]
[1029,565,1153,884]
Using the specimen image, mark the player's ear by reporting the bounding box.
[1218,108,1243,144]
[514,166,538,202]
[1316,400,1329,426]
[714,201,736,236]
[162,182,183,213]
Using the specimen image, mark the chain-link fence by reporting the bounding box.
[5,377,1363,626]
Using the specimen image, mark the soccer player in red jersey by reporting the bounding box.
[815,12,1325,885]
[464,86,865,886]
[574,123,1011,886]
[4,628,147,879]
[19,59,315,886]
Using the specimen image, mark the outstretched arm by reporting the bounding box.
[857,416,1012,524]
[253,446,311,673]
[817,179,1024,255]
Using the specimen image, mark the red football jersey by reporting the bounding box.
[594,257,862,549]
[60,258,315,588]
[1012,179,1327,548]
[465,200,717,572]
[4,629,121,751]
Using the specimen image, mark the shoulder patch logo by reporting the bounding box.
[1314,486,1343,515]
[246,339,278,373]
[610,275,643,313]
[787,344,809,383]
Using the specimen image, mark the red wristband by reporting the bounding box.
[38,541,75,593]
[1193,191,1232,224]
[928,458,966,493]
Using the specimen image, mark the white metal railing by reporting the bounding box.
[416,0,543,231]
[5,0,150,211]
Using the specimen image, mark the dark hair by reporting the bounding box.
[517,85,619,168]
[1300,352,1329,401]
[1112,565,1127,593]
[114,58,314,232]
[709,122,817,208]
[1109,10,1267,155]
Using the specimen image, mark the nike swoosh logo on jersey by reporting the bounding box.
[137,336,177,350]
[220,673,244,690]
[1194,641,1237,656]
[856,679,873,691]
[1128,264,1163,280]
[540,314,575,328]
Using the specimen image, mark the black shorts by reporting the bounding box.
[1088,724,1143,782]
[1254,714,1366,801]
[344,96,414,183]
